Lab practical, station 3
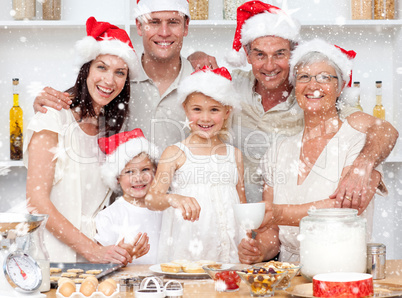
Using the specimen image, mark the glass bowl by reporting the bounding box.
[254,261,302,290]
[236,267,287,297]
[202,264,250,292]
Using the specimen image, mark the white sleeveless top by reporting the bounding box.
[158,142,243,263]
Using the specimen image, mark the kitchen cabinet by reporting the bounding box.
[0,0,401,258]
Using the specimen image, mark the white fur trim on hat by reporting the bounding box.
[241,11,301,47]
[225,48,248,68]
[134,0,190,19]
[75,36,140,79]
[177,71,241,110]
[100,138,160,191]
[289,38,353,87]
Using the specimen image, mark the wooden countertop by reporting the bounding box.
[45,260,402,297]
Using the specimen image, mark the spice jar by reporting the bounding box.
[351,0,372,19]
[188,0,209,20]
[367,243,386,280]
[374,0,395,19]
[12,0,36,20]
[224,0,245,20]
[299,209,367,280]
[42,0,61,20]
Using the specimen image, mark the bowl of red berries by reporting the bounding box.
[203,264,250,292]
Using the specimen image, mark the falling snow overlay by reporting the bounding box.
[0,0,401,260]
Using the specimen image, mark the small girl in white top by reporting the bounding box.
[146,66,247,263]
[96,128,162,264]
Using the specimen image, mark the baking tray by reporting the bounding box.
[50,262,124,288]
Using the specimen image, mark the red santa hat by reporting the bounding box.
[177,66,241,110]
[134,0,190,19]
[226,0,301,67]
[98,128,160,191]
[75,17,139,79]
[289,38,358,107]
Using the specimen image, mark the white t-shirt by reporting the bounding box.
[95,197,162,264]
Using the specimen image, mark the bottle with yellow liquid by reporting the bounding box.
[353,81,363,111]
[10,78,23,160]
[373,80,385,120]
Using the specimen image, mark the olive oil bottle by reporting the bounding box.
[353,81,363,111]
[373,81,385,120]
[10,78,23,160]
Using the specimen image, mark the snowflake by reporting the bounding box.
[214,279,227,292]
[273,0,301,30]
[179,117,193,130]
[335,99,346,111]
[188,238,203,257]
[289,107,298,116]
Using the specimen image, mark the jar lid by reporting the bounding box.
[367,243,386,253]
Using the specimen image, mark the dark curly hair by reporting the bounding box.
[67,61,130,137]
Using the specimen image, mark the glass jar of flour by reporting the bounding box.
[299,208,366,280]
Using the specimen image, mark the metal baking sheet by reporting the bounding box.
[50,262,123,288]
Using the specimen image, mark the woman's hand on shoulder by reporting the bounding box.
[33,86,72,113]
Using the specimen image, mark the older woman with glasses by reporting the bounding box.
[256,38,387,262]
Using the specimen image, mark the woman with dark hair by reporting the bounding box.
[24,17,140,264]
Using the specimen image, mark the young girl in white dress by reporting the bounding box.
[95,128,162,264]
[146,66,247,263]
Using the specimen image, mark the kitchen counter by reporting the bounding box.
[45,259,402,297]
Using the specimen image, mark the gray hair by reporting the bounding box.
[291,52,344,93]
[244,39,297,55]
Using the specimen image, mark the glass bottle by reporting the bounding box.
[42,0,61,20]
[351,0,372,19]
[374,0,395,19]
[224,0,245,20]
[299,209,367,280]
[373,81,385,120]
[10,78,23,160]
[12,0,36,20]
[188,0,209,20]
[354,81,363,111]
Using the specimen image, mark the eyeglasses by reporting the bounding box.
[296,73,338,84]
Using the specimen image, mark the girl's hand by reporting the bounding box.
[84,242,133,266]
[129,232,150,260]
[168,195,201,222]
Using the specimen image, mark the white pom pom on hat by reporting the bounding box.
[74,16,139,79]
[98,128,160,191]
[134,0,190,19]
[225,0,301,67]
[177,66,241,110]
